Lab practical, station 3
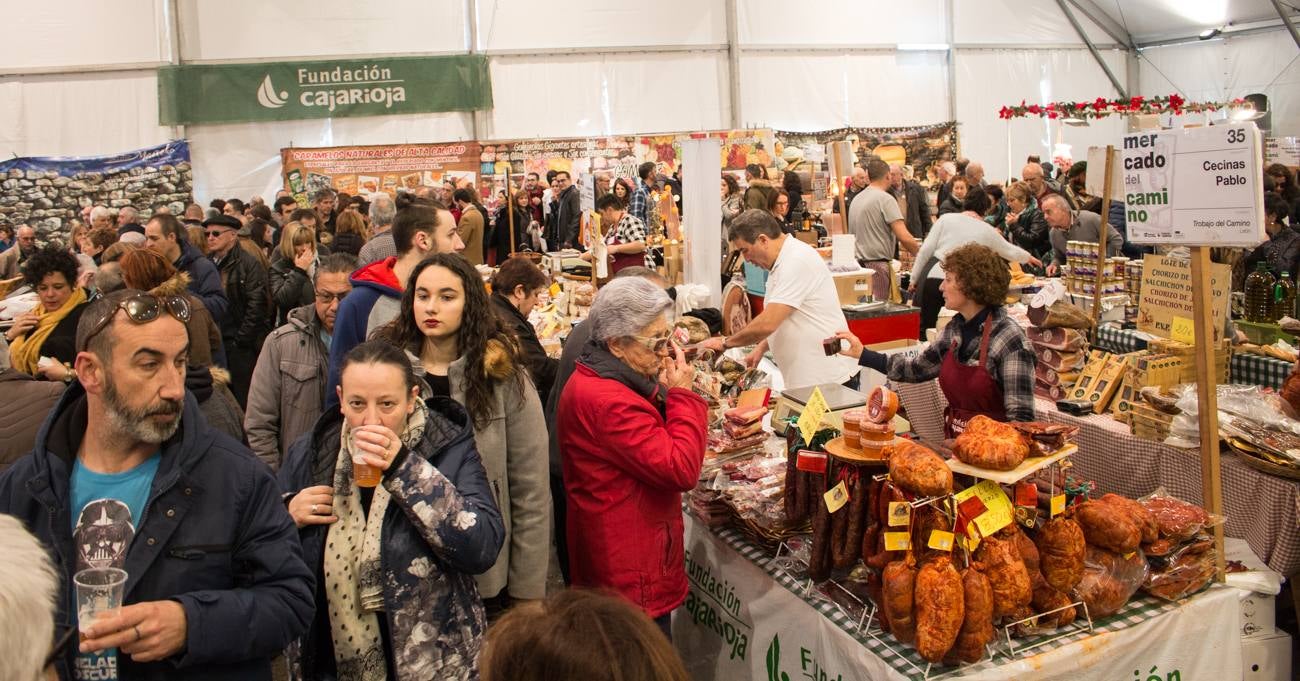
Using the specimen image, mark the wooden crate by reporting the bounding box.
[1128,401,1176,442]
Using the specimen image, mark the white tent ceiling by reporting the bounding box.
[0,0,1295,201]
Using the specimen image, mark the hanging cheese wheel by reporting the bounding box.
[867,386,899,424]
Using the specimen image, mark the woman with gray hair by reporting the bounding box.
[555,277,707,639]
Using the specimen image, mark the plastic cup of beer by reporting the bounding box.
[351,432,382,488]
[74,567,127,639]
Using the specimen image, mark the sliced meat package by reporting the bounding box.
[1034,346,1088,372]
[1138,490,1214,543]
[1026,326,1089,350]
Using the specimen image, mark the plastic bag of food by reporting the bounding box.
[1073,546,1148,618]
[1142,536,1215,601]
[1027,300,1091,330]
[1137,488,1221,544]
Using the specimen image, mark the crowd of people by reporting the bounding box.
[0,180,700,681]
[0,148,1296,681]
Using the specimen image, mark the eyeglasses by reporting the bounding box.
[628,333,672,354]
[81,293,192,349]
[205,230,232,238]
[314,290,350,304]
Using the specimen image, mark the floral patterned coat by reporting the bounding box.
[278,396,505,681]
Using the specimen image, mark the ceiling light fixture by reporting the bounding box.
[1198,28,1222,40]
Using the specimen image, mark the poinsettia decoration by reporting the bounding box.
[998,94,1243,120]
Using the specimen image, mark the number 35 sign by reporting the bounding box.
[1121,122,1265,247]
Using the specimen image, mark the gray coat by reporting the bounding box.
[245,304,328,470]
[445,352,552,600]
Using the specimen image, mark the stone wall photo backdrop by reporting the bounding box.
[0,140,193,241]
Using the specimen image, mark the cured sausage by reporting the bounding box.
[974,532,1032,618]
[915,556,965,663]
[887,439,953,497]
[839,470,868,569]
[1035,517,1086,594]
[882,558,918,644]
[808,472,832,582]
[1073,499,1141,554]
[947,568,994,664]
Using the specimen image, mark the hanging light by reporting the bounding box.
[1062,116,1090,127]
[1198,28,1222,40]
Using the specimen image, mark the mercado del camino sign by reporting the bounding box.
[158,55,492,126]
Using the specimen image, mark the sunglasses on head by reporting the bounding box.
[81,293,192,350]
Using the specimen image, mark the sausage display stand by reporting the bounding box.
[674,512,1242,681]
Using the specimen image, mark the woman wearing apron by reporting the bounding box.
[833,243,1036,437]
[589,193,652,276]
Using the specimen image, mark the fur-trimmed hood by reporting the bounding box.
[148,271,192,298]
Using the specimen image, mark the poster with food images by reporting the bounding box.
[280,143,481,205]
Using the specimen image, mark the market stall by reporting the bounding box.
[894,380,1300,580]
[1094,324,1293,391]
[675,512,1243,681]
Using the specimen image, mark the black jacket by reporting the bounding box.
[269,256,314,325]
[214,247,272,349]
[330,231,364,257]
[0,384,315,680]
[554,186,582,249]
[493,206,531,257]
[903,180,931,238]
[490,293,557,405]
[175,242,229,324]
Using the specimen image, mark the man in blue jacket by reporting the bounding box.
[144,214,229,324]
[0,289,314,681]
[325,198,463,407]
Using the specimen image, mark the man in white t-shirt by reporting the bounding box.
[700,209,859,389]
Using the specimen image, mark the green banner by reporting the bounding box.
[158,55,492,126]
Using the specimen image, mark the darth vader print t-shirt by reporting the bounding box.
[70,452,161,681]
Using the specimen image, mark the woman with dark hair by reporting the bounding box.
[782,170,805,227]
[377,253,550,617]
[332,210,368,257]
[612,177,634,207]
[491,190,531,262]
[1240,193,1300,282]
[908,187,1039,337]
[721,174,743,232]
[278,339,504,680]
[768,186,792,232]
[833,242,1037,435]
[453,187,487,266]
[938,175,969,216]
[489,257,558,403]
[480,590,691,681]
[1267,163,1300,225]
[3,246,90,381]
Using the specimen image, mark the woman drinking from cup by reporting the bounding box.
[277,339,504,680]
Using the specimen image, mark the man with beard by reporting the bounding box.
[0,289,314,681]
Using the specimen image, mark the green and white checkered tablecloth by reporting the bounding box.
[1094,323,1291,390]
[708,523,1194,680]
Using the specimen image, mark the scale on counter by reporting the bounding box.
[770,383,867,437]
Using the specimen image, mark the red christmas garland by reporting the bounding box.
[998,94,1246,120]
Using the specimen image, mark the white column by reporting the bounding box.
[679,137,723,308]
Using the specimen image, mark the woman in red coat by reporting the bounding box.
[556,277,708,639]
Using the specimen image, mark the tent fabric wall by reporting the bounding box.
[0,1,1295,206]
[1138,30,1300,141]
[955,48,1130,184]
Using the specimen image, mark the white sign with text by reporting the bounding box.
[1122,122,1265,246]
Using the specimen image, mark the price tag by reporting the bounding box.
[884,531,911,551]
[548,282,562,298]
[1014,482,1038,507]
[797,386,831,446]
[928,530,955,552]
[1171,316,1195,344]
[953,480,1014,539]
[959,532,981,553]
[887,501,911,527]
[796,450,828,474]
[1050,494,1067,518]
[823,480,850,513]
